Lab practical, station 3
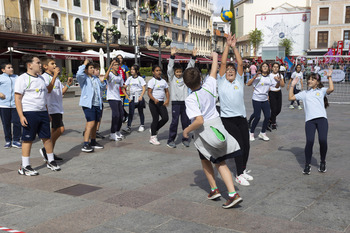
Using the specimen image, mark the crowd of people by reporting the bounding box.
[0,34,335,209]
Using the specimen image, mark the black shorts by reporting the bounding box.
[22,111,51,141]
[50,113,64,129]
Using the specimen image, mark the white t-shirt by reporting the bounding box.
[42,72,64,114]
[269,73,282,92]
[252,74,275,102]
[295,87,328,122]
[124,76,146,96]
[107,72,124,101]
[14,73,47,112]
[147,77,168,101]
[185,76,219,122]
[291,71,303,90]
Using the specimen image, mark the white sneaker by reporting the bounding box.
[138,125,145,132]
[298,105,303,110]
[109,133,116,141]
[235,174,250,186]
[289,105,295,109]
[149,135,160,145]
[249,133,255,141]
[258,132,270,141]
[115,132,124,141]
[242,169,253,181]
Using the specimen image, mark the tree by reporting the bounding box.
[279,38,293,56]
[230,0,235,35]
[248,28,263,57]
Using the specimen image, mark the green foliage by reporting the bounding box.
[59,67,72,83]
[230,0,235,35]
[140,67,152,76]
[201,69,208,74]
[248,28,263,56]
[279,38,293,56]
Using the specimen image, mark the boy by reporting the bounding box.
[167,47,197,148]
[0,62,21,149]
[39,57,73,161]
[77,59,106,152]
[183,52,243,208]
[15,55,60,176]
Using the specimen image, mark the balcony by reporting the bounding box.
[173,17,181,26]
[0,16,54,37]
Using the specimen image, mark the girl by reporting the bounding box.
[269,63,285,130]
[116,54,130,122]
[147,65,170,145]
[122,65,146,133]
[105,59,125,141]
[247,62,280,142]
[288,70,334,174]
[287,64,303,109]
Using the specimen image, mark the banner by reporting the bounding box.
[318,69,345,82]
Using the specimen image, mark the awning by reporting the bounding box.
[144,52,215,64]
[46,51,99,61]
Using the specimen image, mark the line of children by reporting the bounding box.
[287,64,303,110]
[0,63,21,149]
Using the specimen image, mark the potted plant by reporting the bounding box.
[151,32,159,41]
[108,25,121,40]
[93,31,101,42]
[148,38,154,46]
[165,37,172,46]
[95,22,105,34]
[163,13,170,23]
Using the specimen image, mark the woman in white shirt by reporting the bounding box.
[287,64,303,109]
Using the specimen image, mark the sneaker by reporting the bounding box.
[109,133,116,141]
[40,147,48,162]
[18,165,39,176]
[91,142,104,149]
[249,133,255,142]
[149,129,158,135]
[122,127,131,134]
[138,125,145,132]
[54,155,63,161]
[167,141,176,148]
[150,136,160,145]
[222,193,243,209]
[96,132,105,139]
[298,105,303,110]
[242,169,253,181]
[289,105,295,109]
[235,174,250,186]
[115,132,125,141]
[318,162,327,173]
[271,124,277,130]
[47,161,61,171]
[258,132,270,141]
[12,141,22,148]
[123,116,128,123]
[266,125,272,132]
[303,164,311,175]
[82,144,94,152]
[182,140,190,147]
[4,142,11,149]
[208,189,221,200]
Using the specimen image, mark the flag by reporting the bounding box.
[276,56,284,64]
[284,57,293,69]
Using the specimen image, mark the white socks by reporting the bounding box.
[22,156,30,167]
[47,153,54,163]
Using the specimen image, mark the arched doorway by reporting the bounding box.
[51,13,59,27]
[75,18,82,41]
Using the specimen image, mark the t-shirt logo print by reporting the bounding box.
[234,85,239,90]
[316,92,320,96]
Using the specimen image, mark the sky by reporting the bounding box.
[211,0,239,14]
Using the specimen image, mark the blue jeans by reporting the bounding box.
[250,100,270,133]
[0,108,21,142]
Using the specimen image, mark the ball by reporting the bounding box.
[221,10,233,23]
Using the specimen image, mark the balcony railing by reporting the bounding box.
[0,16,54,37]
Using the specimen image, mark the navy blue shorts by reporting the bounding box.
[50,113,64,129]
[22,111,51,141]
[83,106,102,122]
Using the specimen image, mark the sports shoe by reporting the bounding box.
[123,127,131,134]
[182,140,190,147]
[12,141,22,148]
[18,165,39,176]
[222,193,243,209]
[271,124,277,130]
[123,116,128,123]
[249,133,255,142]
[303,164,311,175]
[208,189,221,200]
[115,132,125,141]
[82,144,94,152]
[167,141,176,148]
[91,142,104,149]
[150,136,160,145]
[109,133,116,141]
[4,142,11,149]
[318,161,327,173]
[138,125,145,132]
[258,132,270,141]
[96,132,105,139]
[298,105,303,110]
[289,105,295,109]
[149,129,158,135]
[235,174,250,186]
[47,161,61,171]
[54,155,63,161]
[242,169,253,181]
[40,147,48,162]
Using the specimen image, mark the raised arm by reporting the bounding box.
[167,47,176,80]
[230,34,243,76]
[187,47,198,69]
[219,35,231,77]
[288,77,299,101]
[210,52,218,79]
[62,77,73,95]
[47,67,60,93]
[325,68,334,94]
[247,71,260,86]
[76,59,90,86]
[104,60,115,81]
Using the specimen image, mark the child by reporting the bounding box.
[40,57,73,161]
[289,70,334,174]
[0,62,21,149]
[166,47,197,148]
[77,59,106,152]
[116,54,130,122]
[15,55,60,176]
[122,64,146,133]
[247,62,280,142]
[287,64,303,109]
[147,65,170,145]
[183,52,243,209]
[93,63,105,139]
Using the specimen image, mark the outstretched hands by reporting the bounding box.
[226,34,237,48]
[326,67,333,78]
[192,47,198,57]
[171,47,177,56]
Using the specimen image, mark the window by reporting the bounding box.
[182,32,186,42]
[111,0,118,6]
[94,0,100,11]
[346,6,350,23]
[164,28,168,37]
[172,32,178,41]
[112,17,118,25]
[344,30,350,41]
[172,7,177,17]
[319,7,329,25]
[74,0,80,7]
[51,13,59,27]
[75,18,82,41]
[317,31,328,48]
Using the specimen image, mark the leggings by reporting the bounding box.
[108,100,123,133]
[291,87,300,106]
[250,100,270,133]
[221,117,250,175]
[149,100,169,136]
[127,97,145,127]
[305,117,328,165]
[269,90,282,124]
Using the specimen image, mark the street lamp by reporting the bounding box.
[148,32,172,67]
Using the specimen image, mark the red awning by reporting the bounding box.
[46,51,99,61]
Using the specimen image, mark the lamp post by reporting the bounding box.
[148,33,172,67]
[92,22,115,68]
[206,28,211,52]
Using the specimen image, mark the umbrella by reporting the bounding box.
[99,48,105,75]
[109,49,138,59]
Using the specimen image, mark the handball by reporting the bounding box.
[221,10,233,22]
